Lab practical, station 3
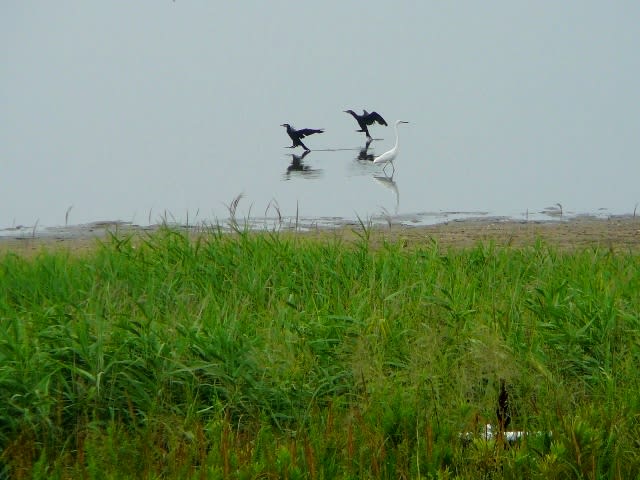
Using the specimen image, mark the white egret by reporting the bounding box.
[373,120,409,175]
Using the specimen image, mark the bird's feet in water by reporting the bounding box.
[382,164,395,178]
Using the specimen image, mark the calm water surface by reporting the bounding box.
[2,3,639,235]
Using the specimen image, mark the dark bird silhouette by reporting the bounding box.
[284,150,322,179]
[358,137,375,161]
[281,123,324,151]
[344,109,388,139]
[287,150,311,174]
[496,379,511,432]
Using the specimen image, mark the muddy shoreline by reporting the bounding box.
[1,216,639,256]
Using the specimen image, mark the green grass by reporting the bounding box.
[1,226,639,479]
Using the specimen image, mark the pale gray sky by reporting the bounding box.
[2,2,639,228]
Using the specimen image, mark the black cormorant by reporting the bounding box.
[344,109,388,139]
[281,123,324,151]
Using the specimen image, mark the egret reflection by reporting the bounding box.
[284,150,322,179]
[373,173,399,214]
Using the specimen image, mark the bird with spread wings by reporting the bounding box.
[281,123,324,151]
[344,109,388,139]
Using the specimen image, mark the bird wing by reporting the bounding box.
[366,111,388,126]
[297,128,324,138]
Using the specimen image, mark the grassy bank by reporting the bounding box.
[1,227,639,479]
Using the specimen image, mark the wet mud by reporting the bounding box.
[2,216,639,257]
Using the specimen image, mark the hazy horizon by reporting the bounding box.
[2,2,639,230]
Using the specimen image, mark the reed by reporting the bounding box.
[0,226,639,479]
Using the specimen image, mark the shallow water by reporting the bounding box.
[2,4,639,234]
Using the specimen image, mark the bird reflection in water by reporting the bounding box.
[284,150,323,179]
[373,173,399,214]
[357,137,375,162]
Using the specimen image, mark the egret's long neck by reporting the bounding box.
[393,122,401,150]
